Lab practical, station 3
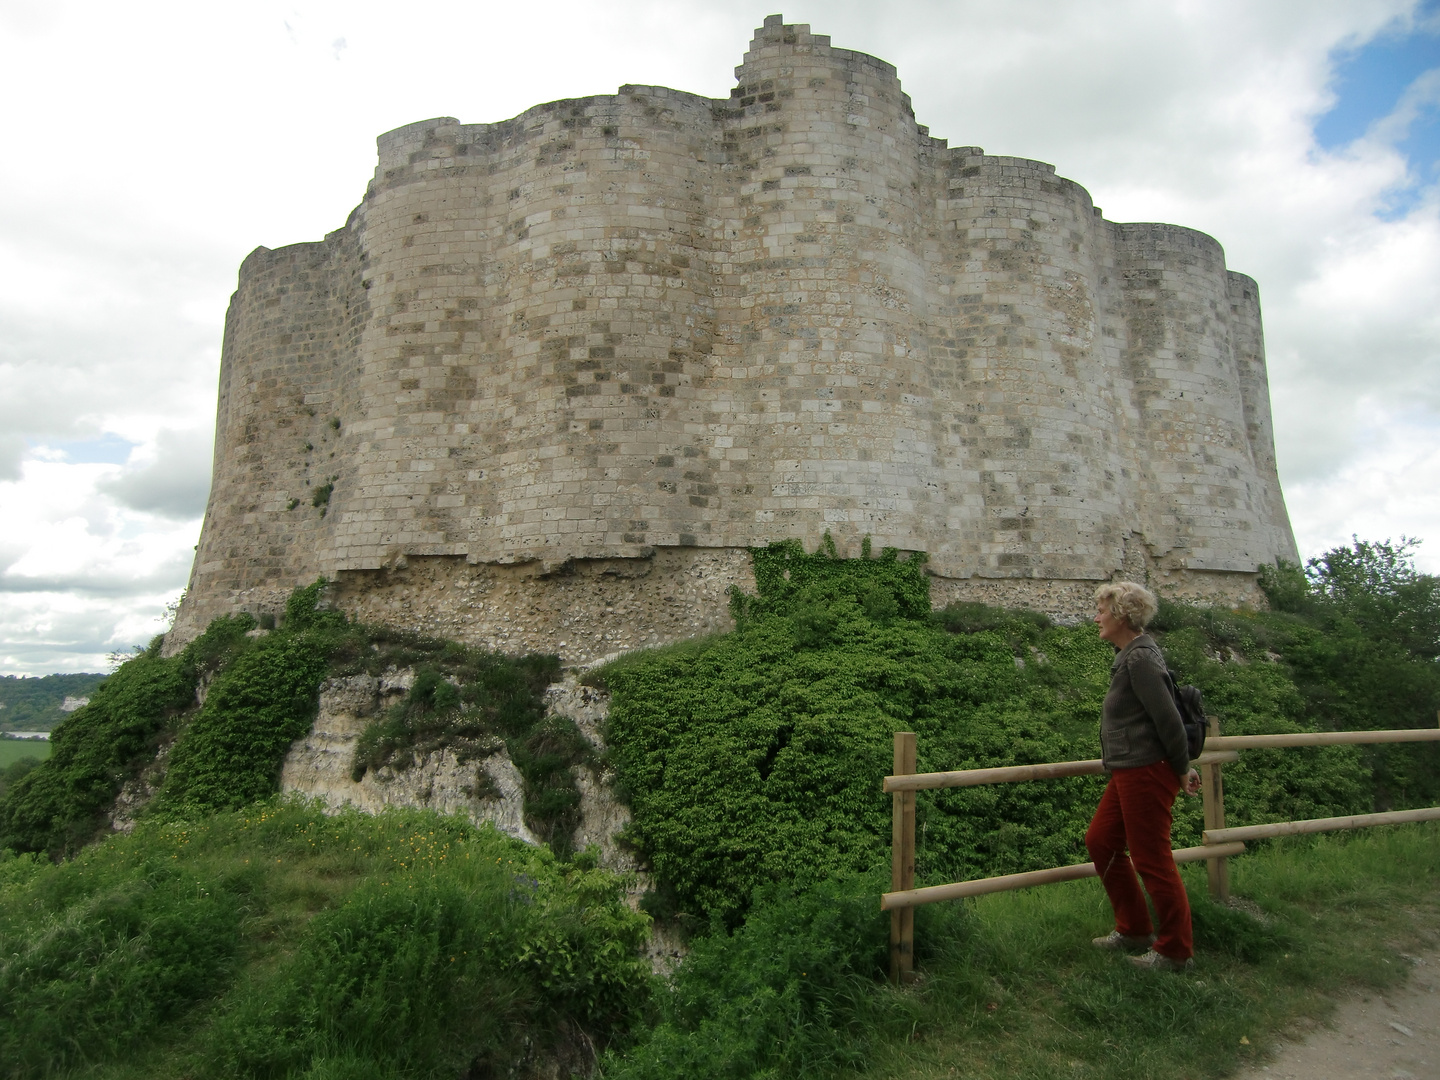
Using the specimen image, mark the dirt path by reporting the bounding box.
[1229,949,1439,1080]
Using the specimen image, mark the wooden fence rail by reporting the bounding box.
[1204,806,1440,844]
[883,750,1239,793]
[881,842,1248,911]
[883,719,1440,984]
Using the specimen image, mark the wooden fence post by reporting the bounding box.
[890,731,917,985]
[1200,715,1229,901]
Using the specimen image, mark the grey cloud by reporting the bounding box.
[0,546,194,599]
[0,604,163,676]
[98,427,213,520]
[0,637,124,676]
[0,433,21,481]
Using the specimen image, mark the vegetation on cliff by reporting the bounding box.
[0,583,573,857]
[0,537,1437,1079]
[598,539,1437,930]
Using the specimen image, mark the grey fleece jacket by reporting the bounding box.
[1100,634,1190,779]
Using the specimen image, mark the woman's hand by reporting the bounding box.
[1183,768,1201,796]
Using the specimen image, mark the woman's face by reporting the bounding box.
[1094,602,1130,645]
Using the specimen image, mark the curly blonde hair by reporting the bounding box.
[1094,581,1158,632]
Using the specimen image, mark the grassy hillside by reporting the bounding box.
[1,538,1437,1079]
[0,802,649,1079]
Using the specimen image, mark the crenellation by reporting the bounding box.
[169,17,1296,656]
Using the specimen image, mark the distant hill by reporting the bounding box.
[0,673,108,731]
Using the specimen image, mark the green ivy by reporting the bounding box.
[602,542,1395,926]
[0,615,255,856]
[157,630,336,815]
[729,535,931,628]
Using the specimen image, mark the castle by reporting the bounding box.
[168,16,1298,660]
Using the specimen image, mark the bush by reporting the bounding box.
[604,871,895,1079]
[604,541,1414,926]
[0,614,255,855]
[0,842,246,1074]
[0,802,650,1080]
[0,756,41,800]
[603,547,1119,924]
[158,627,340,815]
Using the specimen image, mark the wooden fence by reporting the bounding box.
[880,720,1440,984]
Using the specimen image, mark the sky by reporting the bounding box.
[1,0,1438,675]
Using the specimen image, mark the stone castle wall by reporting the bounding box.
[170,16,1297,659]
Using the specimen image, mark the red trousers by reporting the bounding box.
[1084,759,1193,961]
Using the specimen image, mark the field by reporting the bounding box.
[0,738,50,767]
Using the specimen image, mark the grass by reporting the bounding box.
[0,739,50,767]
[1,803,1436,1079]
[848,825,1440,1080]
[0,798,650,1080]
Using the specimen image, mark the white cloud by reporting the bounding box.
[0,458,197,592]
[98,428,215,521]
[1368,66,1440,149]
[1286,405,1440,570]
[0,456,197,673]
[0,590,175,674]
[2,0,1439,670]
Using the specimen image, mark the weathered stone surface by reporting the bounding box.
[110,742,171,834]
[550,676,637,873]
[170,16,1297,657]
[279,674,538,843]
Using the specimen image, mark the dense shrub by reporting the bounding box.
[1264,536,1440,660]
[156,585,348,814]
[602,544,1109,923]
[0,756,41,800]
[603,541,1399,925]
[0,614,255,855]
[1185,541,1440,809]
[605,871,895,1079]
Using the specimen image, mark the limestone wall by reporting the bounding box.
[170,15,1297,654]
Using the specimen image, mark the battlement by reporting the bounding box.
[170,16,1296,661]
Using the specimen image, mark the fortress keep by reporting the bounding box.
[170,16,1298,659]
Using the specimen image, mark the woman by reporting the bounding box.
[1085,581,1201,972]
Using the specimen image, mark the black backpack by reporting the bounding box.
[1162,669,1209,759]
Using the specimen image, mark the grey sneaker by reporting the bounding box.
[1092,930,1156,951]
[1129,949,1194,972]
